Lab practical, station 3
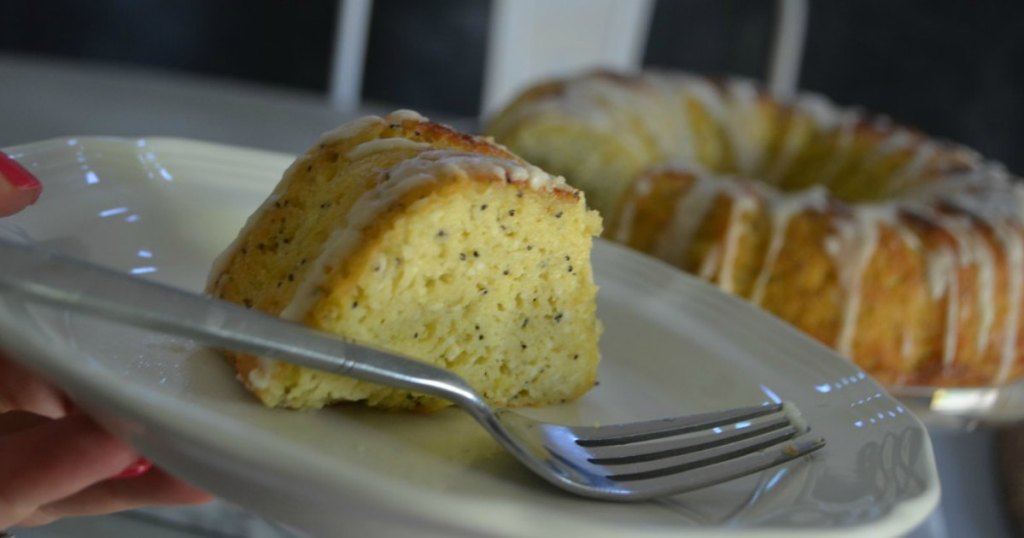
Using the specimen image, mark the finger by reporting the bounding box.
[0,353,70,417]
[23,467,213,526]
[0,413,151,476]
[0,150,43,217]
[0,410,51,435]
[0,414,138,527]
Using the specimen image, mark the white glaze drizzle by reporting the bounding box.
[721,81,766,175]
[792,93,844,130]
[650,172,729,261]
[673,74,730,129]
[999,227,1024,382]
[887,141,938,196]
[558,78,658,163]
[386,109,428,122]
[938,181,1024,381]
[876,128,916,156]
[320,117,383,146]
[698,245,722,280]
[630,77,696,162]
[920,192,1022,380]
[891,222,925,366]
[996,189,1024,382]
[644,76,700,165]
[612,175,652,243]
[900,330,916,363]
[832,209,887,357]
[749,186,830,305]
[901,202,1000,377]
[716,190,758,294]
[933,246,960,371]
[974,239,997,356]
[940,213,997,357]
[346,138,431,160]
[319,110,428,146]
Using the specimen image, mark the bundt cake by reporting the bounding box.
[207,110,603,410]
[487,71,1024,387]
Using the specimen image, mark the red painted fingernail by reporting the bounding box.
[0,151,42,191]
[115,458,153,479]
[0,151,43,217]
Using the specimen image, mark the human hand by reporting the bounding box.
[0,354,213,528]
[0,154,213,528]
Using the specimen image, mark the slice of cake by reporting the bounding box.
[207,110,603,410]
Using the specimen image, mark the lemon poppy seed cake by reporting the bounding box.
[488,71,1024,387]
[207,110,603,410]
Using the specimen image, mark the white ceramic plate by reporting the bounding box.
[0,137,938,537]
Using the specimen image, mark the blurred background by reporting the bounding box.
[1,0,1021,173]
[2,1,1023,537]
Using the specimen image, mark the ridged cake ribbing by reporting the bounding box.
[487,71,1024,387]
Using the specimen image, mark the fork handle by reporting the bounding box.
[0,238,486,410]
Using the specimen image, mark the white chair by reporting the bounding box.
[326,0,808,116]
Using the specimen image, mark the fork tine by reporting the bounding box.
[601,432,826,498]
[594,424,799,477]
[584,414,792,462]
[572,403,785,447]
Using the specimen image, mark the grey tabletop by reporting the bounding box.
[1,53,1016,538]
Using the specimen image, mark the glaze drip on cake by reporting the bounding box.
[487,71,1024,386]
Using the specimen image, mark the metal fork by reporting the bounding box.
[0,238,825,500]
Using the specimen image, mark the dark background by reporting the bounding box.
[1,0,1021,173]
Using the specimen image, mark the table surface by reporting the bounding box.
[1,53,1016,538]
